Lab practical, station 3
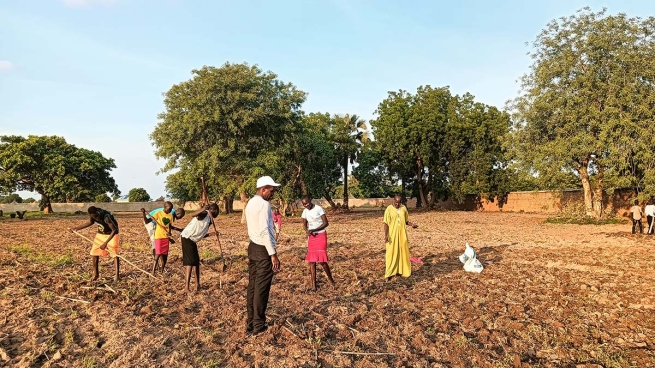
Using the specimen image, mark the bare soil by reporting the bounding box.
[0,210,654,367]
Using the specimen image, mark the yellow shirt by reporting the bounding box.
[151,211,173,239]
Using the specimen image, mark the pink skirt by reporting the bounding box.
[306,232,329,263]
[154,238,170,255]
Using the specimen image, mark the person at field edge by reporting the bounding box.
[645,199,655,235]
[300,196,335,291]
[272,207,282,242]
[70,206,120,282]
[630,199,643,234]
[179,203,220,292]
[245,176,281,336]
[383,194,418,281]
[142,202,186,259]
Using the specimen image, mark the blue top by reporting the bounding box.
[148,208,176,221]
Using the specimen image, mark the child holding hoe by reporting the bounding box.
[70,206,120,282]
[179,203,220,292]
[141,201,183,275]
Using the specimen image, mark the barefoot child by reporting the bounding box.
[70,206,120,282]
[142,203,185,259]
[272,208,282,242]
[300,196,335,291]
[180,203,220,292]
[146,202,181,275]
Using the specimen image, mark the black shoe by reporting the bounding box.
[247,324,268,336]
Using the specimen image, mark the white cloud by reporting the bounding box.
[62,0,117,8]
[0,60,14,70]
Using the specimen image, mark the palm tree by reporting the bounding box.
[331,114,369,209]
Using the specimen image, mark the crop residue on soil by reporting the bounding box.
[1,211,654,367]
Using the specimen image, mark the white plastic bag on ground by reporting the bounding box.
[459,243,483,273]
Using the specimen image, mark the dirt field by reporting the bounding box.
[1,210,654,368]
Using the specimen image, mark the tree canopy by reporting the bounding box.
[0,135,119,212]
[151,62,306,212]
[511,7,655,218]
[128,188,150,202]
[0,193,23,204]
[370,86,511,207]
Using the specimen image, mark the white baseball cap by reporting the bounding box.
[256,176,281,188]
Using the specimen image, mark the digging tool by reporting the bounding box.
[209,215,227,271]
[199,175,227,270]
[72,230,157,279]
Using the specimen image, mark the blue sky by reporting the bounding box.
[0,0,652,200]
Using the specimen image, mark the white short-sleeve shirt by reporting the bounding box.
[301,204,326,234]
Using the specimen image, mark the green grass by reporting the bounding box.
[0,211,80,221]
[201,249,221,263]
[7,244,74,266]
[545,216,625,225]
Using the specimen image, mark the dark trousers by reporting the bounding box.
[648,216,654,234]
[632,218,643,234]
[246,241,274,331]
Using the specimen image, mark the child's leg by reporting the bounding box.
[91,256,100,280]
[195,265,201,291]
[184,266,192,292]
[114,257,120,281]
[161,255,168,272]
[309,262,317,291]
[319,262,335,285]
[152,255,160,274]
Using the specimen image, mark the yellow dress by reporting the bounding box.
[383,205,411,278]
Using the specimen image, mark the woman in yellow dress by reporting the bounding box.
[383,195,418,281]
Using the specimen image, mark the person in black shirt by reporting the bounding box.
[70,206,121,282]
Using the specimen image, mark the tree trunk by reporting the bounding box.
[324,191,337,209]
[415,158,427,208]
[342,157,349,209]
[578,166,594,218]
[200,177,210,206]
[592,166,604,219]
[222,194,234,214]
[240,191,249,224]
[279,199,289,218]
[38,190,53,214]
[401,177,406,204]
[300,178,308,196]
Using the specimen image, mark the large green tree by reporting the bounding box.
[0,135,119,212]
[372,87,510,207]
[370,90,416,202]
[512,7,655,218]
[279,112,341,208]
[445,93,512,203]
[352,142,394,198]
[372,87,450,207]
[151,63,306,213]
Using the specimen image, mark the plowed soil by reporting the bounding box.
[1,210,654,367]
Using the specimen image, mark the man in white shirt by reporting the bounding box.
[645,199,655,234]
[245,176,281,336]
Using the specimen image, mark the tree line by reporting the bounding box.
[2,8,655,218]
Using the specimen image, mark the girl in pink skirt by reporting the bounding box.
[300,196,335,291]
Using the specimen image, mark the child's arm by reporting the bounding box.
[70,217,94,232]
[141,208,153,224]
